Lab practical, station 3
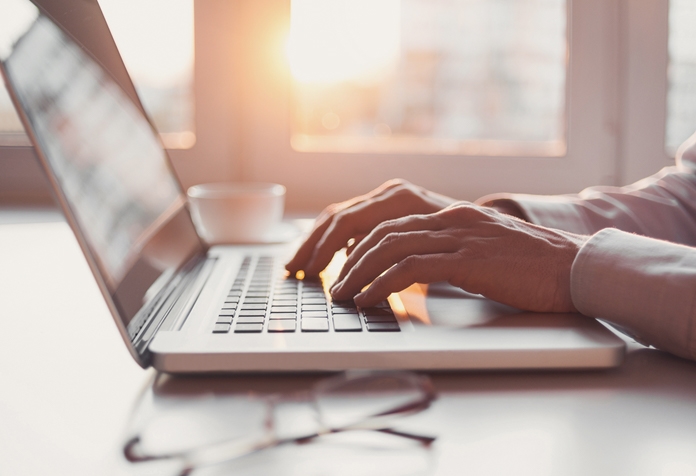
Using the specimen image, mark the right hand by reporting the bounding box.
[285,179,457,276]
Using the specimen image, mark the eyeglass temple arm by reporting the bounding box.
[293,424,436,446]
[377,427,436,445]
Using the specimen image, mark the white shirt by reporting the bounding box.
[478,133,696,361]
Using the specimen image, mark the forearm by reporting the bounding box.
[476,165,696,246]
[571,228,696,360]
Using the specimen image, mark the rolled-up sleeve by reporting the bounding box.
[570,229,696,360]
[477,167,696,246]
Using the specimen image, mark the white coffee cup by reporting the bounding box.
[187,182,286,244]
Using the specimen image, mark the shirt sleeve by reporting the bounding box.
[476,133,696,246]
[571,228,696,361]
[474,133,696,360]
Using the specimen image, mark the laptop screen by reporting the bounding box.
[1,0,205,329]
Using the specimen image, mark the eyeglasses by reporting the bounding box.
[124,371,437,475]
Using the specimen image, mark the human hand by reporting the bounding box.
[330,203,589,313]
[286,179,457,276]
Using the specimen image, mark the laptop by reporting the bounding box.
[0,0,625,372]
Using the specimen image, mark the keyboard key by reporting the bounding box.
[276,281,298,287]
[331,306,358,314]
[302,311,329,318]
[364,314,397,323]
[235,323,264,333]
[302,292,326,299]
[333,314,362,332]
[363,308,394,317]
[240,303,267,310]
[273,300,298,306]
[268,320,296,332]
[366,322,400,332]
[238,310,266,317]
[244,297,268,303]
[216,316,233,324]
[219,309,236,316]
[274,288,298,295]
[225,297,240,303]
[302,298,327,305]
[271,306,297,314]
[247,286,271,292]
[301,304,327,312]
[270,312,297,320]
[302,318,329,332]
[237,316,265,324]
[213,323,231,333]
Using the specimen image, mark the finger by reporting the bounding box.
[285,213,335,273]
[335,213,440,283]
[287,180,409,274]
[331,231,458,300]
[287,189,381,273]
[353,253,458,308]
[303,191,411,275]
[345,234,367,256]
[302,206,370,276]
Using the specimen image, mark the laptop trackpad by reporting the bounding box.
[398,281,581,329]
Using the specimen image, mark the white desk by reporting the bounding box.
[2,210,696,476]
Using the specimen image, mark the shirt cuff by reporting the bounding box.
[570,228,696,360]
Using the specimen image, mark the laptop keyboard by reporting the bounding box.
[212,255,400,334]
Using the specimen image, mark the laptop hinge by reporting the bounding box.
[131,256,218,360]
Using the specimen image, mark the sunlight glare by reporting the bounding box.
[287,0,401,84]
[98,0,193,88]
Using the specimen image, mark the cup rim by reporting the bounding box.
[187,182,286,200]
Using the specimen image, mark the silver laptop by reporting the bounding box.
[0,0,625,372]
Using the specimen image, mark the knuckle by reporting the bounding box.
[387,178,409,188]
[378,231,403,248]
[374,217,399,234]
[442,203,478,220]
[322,202,341,216]
[332,209,355,231]
[384,178,417,196]
[399,255,422,275]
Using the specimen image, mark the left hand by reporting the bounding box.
[329,203,589,313]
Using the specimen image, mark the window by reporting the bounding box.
[0,0,211,203]
[1,0,683,211]
[666,0,696,152]
[225,0,621,211]
[288,0,567,157]
[0,0,195,148]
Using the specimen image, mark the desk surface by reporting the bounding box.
[2,209,696,476]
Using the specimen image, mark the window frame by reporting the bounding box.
[617,0,671,184]
[0,0,674,212]
[221,0,626,212]
[0,0,237,204]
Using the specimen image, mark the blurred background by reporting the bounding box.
[0,0,693,212]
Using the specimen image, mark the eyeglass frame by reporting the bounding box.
[123,370,438,475]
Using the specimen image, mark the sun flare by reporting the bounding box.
[287,0,401,84]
